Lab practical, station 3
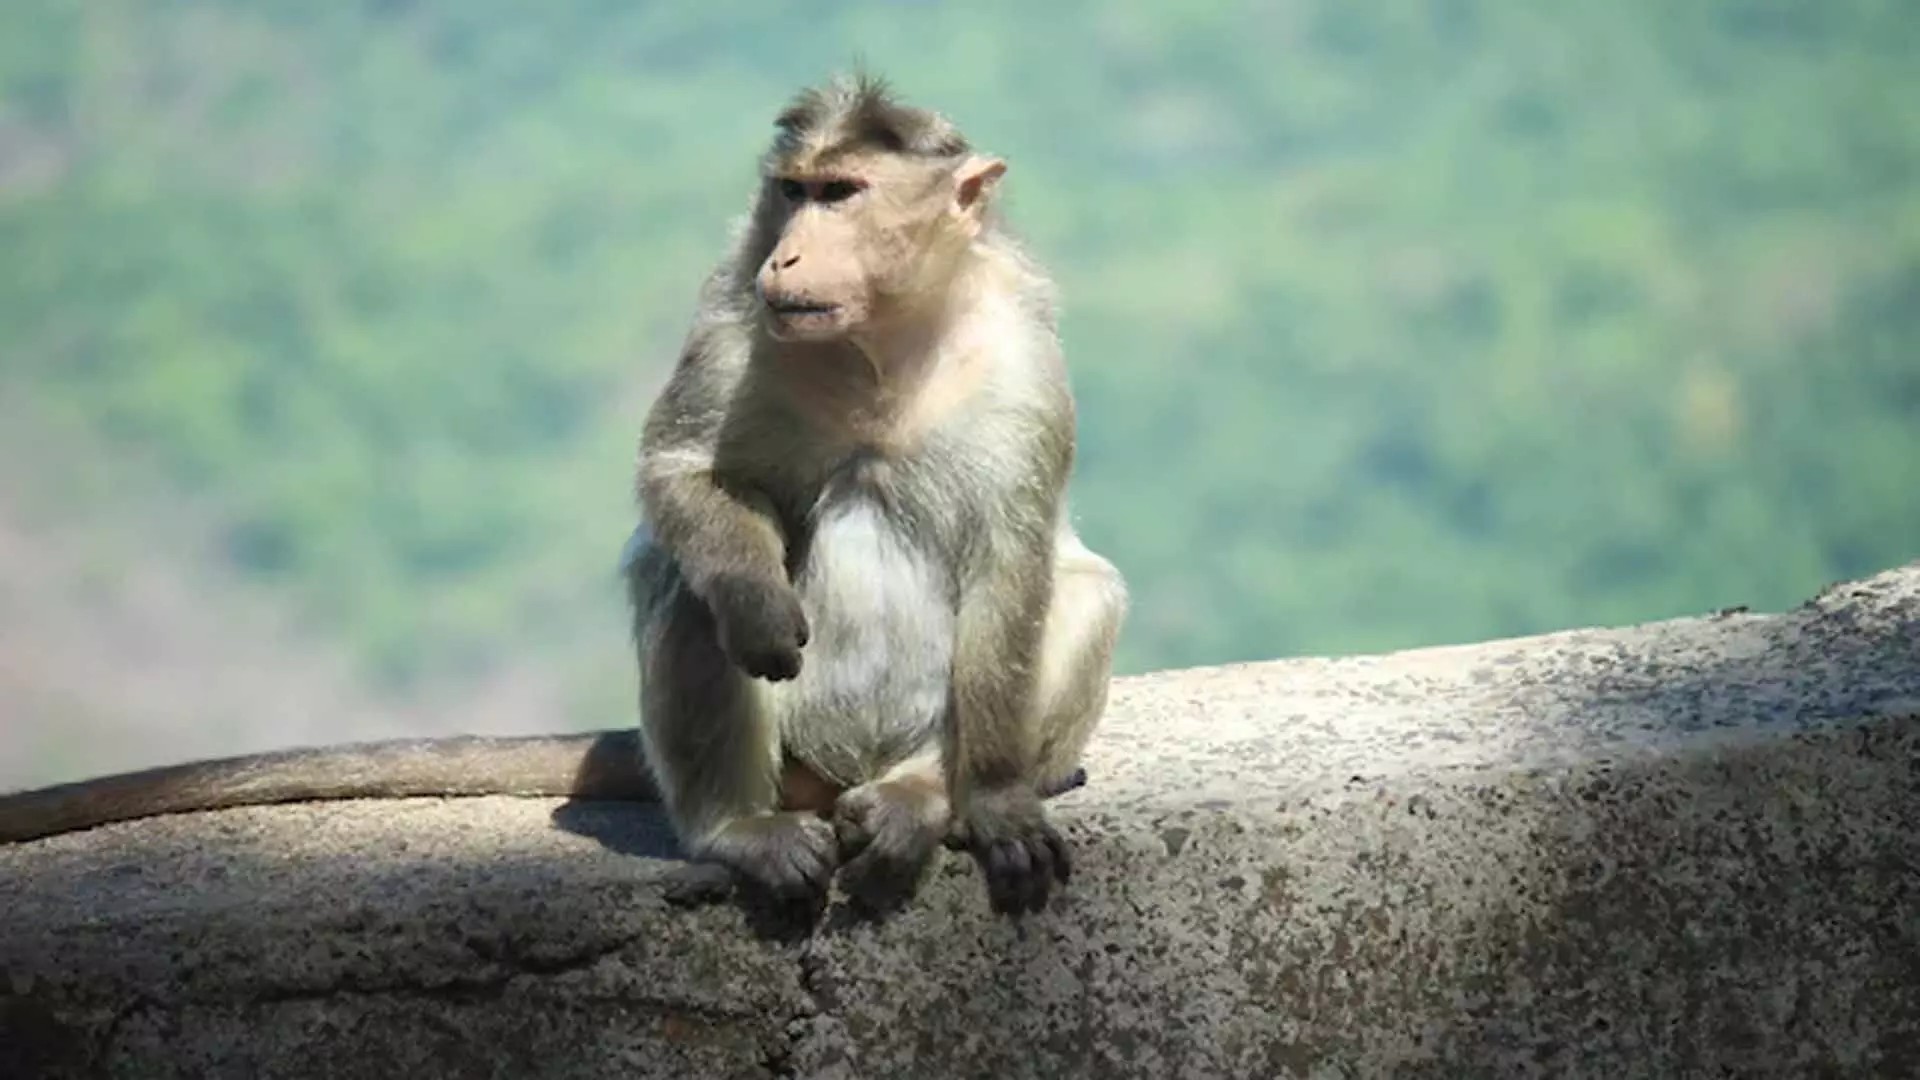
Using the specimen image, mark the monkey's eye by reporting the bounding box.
[818,180,862,204]
[777,178,806,201]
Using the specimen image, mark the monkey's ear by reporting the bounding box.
[955,156,1008,212]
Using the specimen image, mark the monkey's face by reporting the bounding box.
[755,175,878,342]
[753,157,992,343]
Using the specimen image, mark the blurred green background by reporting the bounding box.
[2,0,1916,788]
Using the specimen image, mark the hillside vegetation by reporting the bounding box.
[2,1,1916,773]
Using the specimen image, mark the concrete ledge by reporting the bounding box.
[4,565,1918,1078]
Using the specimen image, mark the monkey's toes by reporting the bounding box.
[840,829,940,912]
[976,822,1073,916]
[773,819,840,895]
[722,813,838,908]
[827,785,942,912]
[983,840,1042,915]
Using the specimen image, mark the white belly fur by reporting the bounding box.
[779,492,955,784]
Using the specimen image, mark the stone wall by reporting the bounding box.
[4,564,1917,1078]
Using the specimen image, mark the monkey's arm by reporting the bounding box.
[634,331,811,682]
[945,517,1073,914]
[946,381,1078,795]
[640,467,790,598]
[635,337,790,601]
[942,396,1079,914]
[948,535,1055,794]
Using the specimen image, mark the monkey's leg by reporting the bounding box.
[635,576,838,911]
[1030,534,1130,792]
[817,533,1119,914]
[941,534,1126,869]
[831,748,951,912]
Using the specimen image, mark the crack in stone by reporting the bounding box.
[237,927,671,1008]
[760,933,828,1079]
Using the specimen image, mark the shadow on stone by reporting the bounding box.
[545,795,828,942]
[547,799,680,860]
[545,732,1096,945]
[1388,594,1920,1074]
[546,795,966,943]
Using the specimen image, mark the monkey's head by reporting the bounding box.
[746,74,1008,344]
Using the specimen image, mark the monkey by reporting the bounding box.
[620,70,1128,921]
[0,74,1127,926]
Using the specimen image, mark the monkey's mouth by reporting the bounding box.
[759,292,855,341]
[764,298,841,317]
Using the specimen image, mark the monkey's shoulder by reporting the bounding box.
[641,321,752,438]
[674,317,757,384]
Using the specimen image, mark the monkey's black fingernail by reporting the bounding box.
[991,875,1019,916]
[1027,834,1056,907]
[985,850,1015,913]
[1002,840,1032,881]
[1027,841,1053,886]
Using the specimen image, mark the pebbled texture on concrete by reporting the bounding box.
[3,563,1918,1078]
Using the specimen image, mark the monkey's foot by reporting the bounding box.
[702,811,839,924]
[953,786,1073,916]
[941,766,1089,852]
[831,780,946,914]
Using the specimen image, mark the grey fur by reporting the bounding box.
[626,74,1127,919]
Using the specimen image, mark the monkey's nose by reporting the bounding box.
[773,253,800,270]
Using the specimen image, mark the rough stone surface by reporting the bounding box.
[3,564,1918,1079]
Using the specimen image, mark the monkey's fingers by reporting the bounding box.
[977,818,1074,915]
[776,840,837,897]
[984,839,1033,915]
[1018,837,1057,914]
[1043,822,1073,884]
[711,576,810,681]
[740,647,804,682]
[720,814,838,909]
[1026,821,1072,911]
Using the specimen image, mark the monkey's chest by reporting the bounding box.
[780,493,956,781]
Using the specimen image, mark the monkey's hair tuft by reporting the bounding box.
[772,70,971,161]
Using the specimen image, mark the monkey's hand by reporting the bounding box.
[952,785,1073,916]
[706,573,810,681]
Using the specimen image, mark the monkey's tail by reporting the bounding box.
[0,730,657,846]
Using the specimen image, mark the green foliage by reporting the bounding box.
[2,0,1916,706]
